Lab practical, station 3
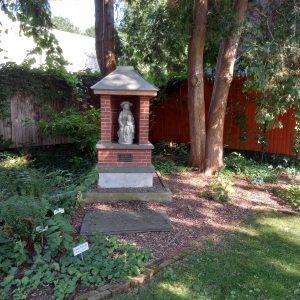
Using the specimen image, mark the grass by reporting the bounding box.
[116,212,300,300]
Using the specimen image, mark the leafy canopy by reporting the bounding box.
[52,16,81,34]
[243,0,300,125]
[0,0,66,68]
[118,0,239,86]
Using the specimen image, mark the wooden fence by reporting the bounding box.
[150,78,298,156]
[1,79,298,156]
[0,94,78,148]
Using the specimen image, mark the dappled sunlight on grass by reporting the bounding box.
[116,212,300,300]
[157,282,191,299]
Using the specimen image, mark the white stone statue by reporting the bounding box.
[118,101,135,144]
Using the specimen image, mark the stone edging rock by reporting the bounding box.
[75,240,204,300]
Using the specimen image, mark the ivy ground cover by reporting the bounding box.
[0,148,151,300]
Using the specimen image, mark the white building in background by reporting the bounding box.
[0,13,98,72]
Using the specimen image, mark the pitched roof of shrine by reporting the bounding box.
[91,66,159,96]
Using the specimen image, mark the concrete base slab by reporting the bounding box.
[80,210,172,235]
[99,172,153,188]
[86,172,172,203]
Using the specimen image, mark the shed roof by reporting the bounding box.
[91,66,159,96]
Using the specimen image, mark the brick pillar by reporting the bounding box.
[100,95,112,143]
[139,96,150,144]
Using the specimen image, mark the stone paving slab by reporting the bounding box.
[80,210,172,235]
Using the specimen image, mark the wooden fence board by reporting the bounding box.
[150,78,299,156]
[0,94,78,148]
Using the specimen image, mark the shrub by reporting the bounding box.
[153,141,189,165]
[38,107,100,158]
[0,196,48,239]
[276,185,300,209]
[200,175,234,203]
[153,159,189,175]
[224,152,278,184]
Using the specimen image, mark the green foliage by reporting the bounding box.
[38,107,100,158]
[153,141,189,163]
[0,195,48,238]
[0,0,66,68]
[153,141,190,175]
[243,1,300,153]
[118,0,242,85]
[84,26,95,38]
[118,0,191,86]
[0,166,76,206]
[275,184,300,209]
[42,215,74,255]
[0,151,151,299]
[153,159,187,175]
[0,233,151,300]
[0,63,100,118]
[224,152,278,185]
[52,16,81,34]
[200,174,234,203]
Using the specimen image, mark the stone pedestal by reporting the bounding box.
[97,143,154,188]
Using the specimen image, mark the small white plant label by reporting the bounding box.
[53,208,65,215]
[73,242,89,256]
[36,226,48,233]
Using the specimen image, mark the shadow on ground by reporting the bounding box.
[115,212,300,300]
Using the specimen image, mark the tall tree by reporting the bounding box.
[205,0,248,175]
[95,0,116,75]
[187,0,208,170]
[116,0,299,171]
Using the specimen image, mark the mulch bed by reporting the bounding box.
[72,171,296,260]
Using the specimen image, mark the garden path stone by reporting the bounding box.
[80,210,172,235]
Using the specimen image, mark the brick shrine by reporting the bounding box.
[91,66,159,188]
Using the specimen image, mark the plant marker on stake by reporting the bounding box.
[73,242,89,261]
[53,208,65,215]
[36,226,48,247]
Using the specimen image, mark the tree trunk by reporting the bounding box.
[95,0,116,76]
[205,0,248,175]
[187,0,208,170]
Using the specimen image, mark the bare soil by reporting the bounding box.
[72,171,298,260]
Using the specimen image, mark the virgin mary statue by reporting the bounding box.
[117,101,135,144]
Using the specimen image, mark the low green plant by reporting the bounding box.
[0,195,48,239]
[153,159,189,175]
[275,184,300,209]
[153,141,189,165]
[38,107,100,158]
[0,235,151,300]
[42,215,74,256]
[0,151,151,299]
[224,152,278,184]
[200,174,234,203]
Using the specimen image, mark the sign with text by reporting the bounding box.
[73,242,89,256]
[54,208,65,215]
